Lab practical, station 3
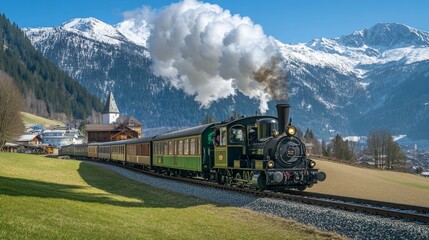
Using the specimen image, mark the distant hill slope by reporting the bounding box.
[310,158,429,207]
[20,112,65,127]
[0,14,102,122]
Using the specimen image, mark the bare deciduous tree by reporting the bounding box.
[367,129,406,171]
[0,73,25,149]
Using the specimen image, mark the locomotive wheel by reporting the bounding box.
[297,186,307,191]
[226,170,233,185]
[215,172,224,184]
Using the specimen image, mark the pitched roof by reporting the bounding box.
[86,124,117,132]
[102,91,120,114]
[153,123,214,141]
[116,115,142,126]
[16,134,40,142]
[86,124,134,132]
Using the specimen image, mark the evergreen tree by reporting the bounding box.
[321,139,329,157]
[329,133,355,162]
[202,113,217,124]
[0,14,102,121]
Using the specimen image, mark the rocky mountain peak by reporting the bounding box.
[61,17,128,45]
[340,23,429,48]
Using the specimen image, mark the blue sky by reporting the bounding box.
[1,0,428,43]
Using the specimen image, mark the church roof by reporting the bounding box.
[102,91,120,114]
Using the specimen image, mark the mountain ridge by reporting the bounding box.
[23,18,429,139]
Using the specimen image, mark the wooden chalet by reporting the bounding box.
[16,134,41,145]
[116,115,143,137]
[86,124,139,143]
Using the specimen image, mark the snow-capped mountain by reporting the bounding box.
[23,19,429,139]
[276,23,429,138]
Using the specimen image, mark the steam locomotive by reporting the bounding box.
[60,104,326,191]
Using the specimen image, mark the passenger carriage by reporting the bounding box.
[152,124,215,177]
[124,137,153,167]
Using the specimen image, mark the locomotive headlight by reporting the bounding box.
[268,160,275,168]
[286,126,296,136]
[309,160,316,168]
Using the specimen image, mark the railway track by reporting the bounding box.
[85,158,429,225]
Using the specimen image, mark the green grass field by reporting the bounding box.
[0,153,341,240]
[20,112,65,127]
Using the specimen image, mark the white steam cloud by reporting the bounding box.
[142,0,287,113]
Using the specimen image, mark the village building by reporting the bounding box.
[13,132,59,154]
[116,115,143,137]
[102,91,120,125]
[42,127,84,147]
[3,142,19,153]
[86,90,141,143]
[86,124,139,143]
[15,134,41,145]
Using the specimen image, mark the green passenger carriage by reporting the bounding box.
[152,124,215,177]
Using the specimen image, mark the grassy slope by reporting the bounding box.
[20,112,65,127]
[0,153,341,240]
[309,158,429,207]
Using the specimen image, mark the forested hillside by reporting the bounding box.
[0,14,102,122]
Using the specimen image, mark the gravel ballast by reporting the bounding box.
[87,161,429,240]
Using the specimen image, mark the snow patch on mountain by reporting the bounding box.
[62,17,127,45]
[115,19,150,47]
[24,27,53,42]
[115,19,149,47]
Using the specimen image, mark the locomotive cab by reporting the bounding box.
[257,118,278,139]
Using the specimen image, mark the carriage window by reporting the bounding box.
[219,127,227,146]
[142,144,149,156]
[230,126,244,144]
[169,141,174,155]
[190,138,196,155]
[164,142,168,155]
[178,140,183,155]
[184,139,189,155]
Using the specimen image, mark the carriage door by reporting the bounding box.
[228,125,246,168]
[214,126,228,168]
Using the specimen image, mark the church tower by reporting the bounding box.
[102,91,120,124]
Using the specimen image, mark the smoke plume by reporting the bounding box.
[145,0,287,113]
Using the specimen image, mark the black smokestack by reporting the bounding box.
[276,103,290,134]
